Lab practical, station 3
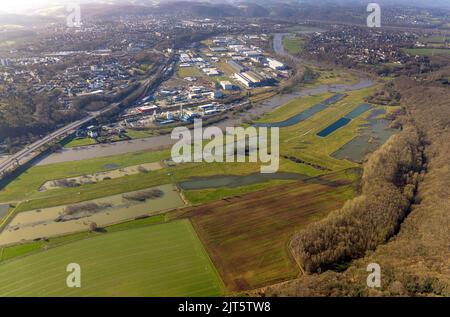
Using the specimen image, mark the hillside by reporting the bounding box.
[260,75,450,297]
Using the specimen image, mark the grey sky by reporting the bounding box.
[1,0,447,14]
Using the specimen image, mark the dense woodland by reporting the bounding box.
[291,126,424,273]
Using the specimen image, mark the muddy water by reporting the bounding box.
[0,204,9,219]
[0,184,184,246]
[178,172,309,190]
[40,162,163,191]
[332,109,397,162]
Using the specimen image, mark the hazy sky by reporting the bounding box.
[1,0,51,13]
[0,0,86,14]
[1,0,447,14]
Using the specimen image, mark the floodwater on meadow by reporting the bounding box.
[0,204,9,219]
[317,103,372,137]
[178,172,309,190]
[332,109,397,163]
[0,184,184,246]
[39,162,163,191]
[317,117,352,137]
[177,170,344,191]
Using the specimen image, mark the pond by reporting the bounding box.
[317,117,352,137]
[178,172,309,190]
[254,94,345,128]
[37,80,373,166]
[317,103,373,137]
[332,109,397,163]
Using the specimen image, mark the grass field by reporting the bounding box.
[125,129,156,139]
[178,66,203,78]
[309,68,359,86]
[256,87,380,172]
[64,137,97,148]
[0,215,166,262]
[0,150,171,204]
[183,179,296,205]
[403,48,450,57]
[3,147,322,213]
[419,36,448,44]
[216,60,240,77]
[0,220,224,297]
[283,36,305,55]
[174,171,357,291]
[39,162,162,191]
[256,93,334,123]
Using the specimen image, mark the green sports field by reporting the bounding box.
[0,220,224,297]
[64,137,97,148]
[403,48,450,57]
[283,36,305,55]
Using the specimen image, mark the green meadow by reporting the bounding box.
[403,48,450,56]
[0,220,224,297]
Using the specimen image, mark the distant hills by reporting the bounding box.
[0,0,448,24]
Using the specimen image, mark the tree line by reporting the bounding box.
[291,126,425,273]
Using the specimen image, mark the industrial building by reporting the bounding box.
[220,81,234,90]
[227,60,246,73]
[234,71,266,88]
[267,57,287,70]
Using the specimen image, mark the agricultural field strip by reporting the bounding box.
[0,215,166,262]
[0,184,184,246]
[184,180,354,290]
[0,149,170,203]
[254,93,346,128]
[0,221,224,296]
[39,162,163,191]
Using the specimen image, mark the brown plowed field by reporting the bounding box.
[177,174,356,292]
